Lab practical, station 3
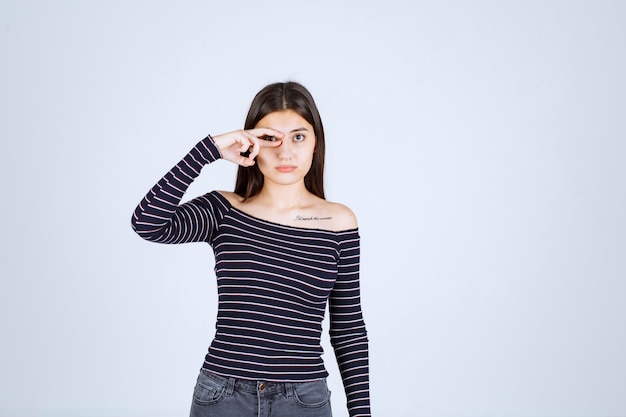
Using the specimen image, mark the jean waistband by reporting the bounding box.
[200,369,323,395]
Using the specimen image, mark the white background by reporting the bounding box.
[1,1,625,416]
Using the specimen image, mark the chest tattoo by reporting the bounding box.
[294,215,333,221]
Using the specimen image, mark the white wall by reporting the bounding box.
[1,1,625,416]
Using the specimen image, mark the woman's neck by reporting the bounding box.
[252,182,316,210]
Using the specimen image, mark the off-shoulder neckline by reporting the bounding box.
[210,191,359,234]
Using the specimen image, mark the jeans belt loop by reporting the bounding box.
[285,382,294,398]
[226,377,236,396]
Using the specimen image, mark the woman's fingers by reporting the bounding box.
[235,151,256,167]
[212,128,284,166]
[242,128,283,161]
[247,127,285,141]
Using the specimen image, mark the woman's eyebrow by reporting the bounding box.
[290,127,309,133]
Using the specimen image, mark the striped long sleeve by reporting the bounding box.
[330,233,371,416]
[131,136,222,243]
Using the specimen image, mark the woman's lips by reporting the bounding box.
[276,165,296,173]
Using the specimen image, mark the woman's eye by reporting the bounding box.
[293,134,305,142]
[262,135,277,142]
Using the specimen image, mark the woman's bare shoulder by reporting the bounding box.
[324,200,358,231]
[215,190,243,206]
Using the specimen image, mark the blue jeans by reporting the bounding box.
[189,370,333,417]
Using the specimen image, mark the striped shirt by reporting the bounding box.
[131,136,370,416]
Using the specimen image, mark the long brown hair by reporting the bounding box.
[234,81,326,200]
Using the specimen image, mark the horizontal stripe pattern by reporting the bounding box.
[131,136,370,416]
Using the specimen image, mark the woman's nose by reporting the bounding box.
[278,141,294,160]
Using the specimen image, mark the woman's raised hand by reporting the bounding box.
[212,128,284,167]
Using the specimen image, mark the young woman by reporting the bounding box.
[132,82,371,417]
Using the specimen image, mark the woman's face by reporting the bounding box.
[254,109,316,187]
